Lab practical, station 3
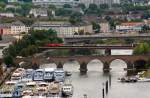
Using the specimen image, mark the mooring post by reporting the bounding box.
[102,88,105,98]
[83,94,87,98]
[106,80,108,94]
[109,74,111,87]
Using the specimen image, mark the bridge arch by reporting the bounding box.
[109,59,128,70]
[63,60,80,72]
[87,59,104,72]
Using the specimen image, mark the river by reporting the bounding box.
[41,50,150,98]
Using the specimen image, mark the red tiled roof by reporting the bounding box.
[121,22,143,26]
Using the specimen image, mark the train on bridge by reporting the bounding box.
[44,44,136,47]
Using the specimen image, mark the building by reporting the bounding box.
[7,0,18,3]
[0,13,14,18]
[29,8,48,18]
[32,0,79,7]
[11,21,30,35]
[32,21,93,37]
[0,21,30,35]
[99,22,110,33]
[116,22,144,32]
[80,0,120,7]
[0,24,11,35]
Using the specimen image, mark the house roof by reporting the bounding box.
[11,21,25,26]
[121,22,144,26]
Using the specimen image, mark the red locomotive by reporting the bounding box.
[45,44,64,47]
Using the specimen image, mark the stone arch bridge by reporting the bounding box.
[48,55,149,75]
[9,55,150,75]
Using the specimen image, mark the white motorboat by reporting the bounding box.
[62,83,73,97]
[33,69,44,81]
[49,82,60,95]
[138,77,150,82]
[0,81,16,98]
[44,68,55,82]
[54,69,65,82]
[22,69,34,82]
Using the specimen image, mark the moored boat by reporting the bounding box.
[54,69,65,82]
[62,83,73,97]
[0,81,16,98]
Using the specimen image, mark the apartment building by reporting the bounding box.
[80,0,120,7]
[32,21,93,37]
[32,0,79,6]
[0,21,30,35]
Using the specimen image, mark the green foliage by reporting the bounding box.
[48,4,56,10]
[124,38,135,44]
[133,42,150,55]
[99,4,109,9]
[145,58,150,68]
[122,4,150,12]
[78,3,86,10]
[69,12,83,25]
[92,22,100,33]
[55,8,72,16]
[0,17,16,23]
[3,29,63,58]
[18,17,34,26]
[3,55,14,67]
[85,4,98,14]
[63,4,72,8]
[20,3,33,16]
[142,25,150,31]
[0,2,6,8]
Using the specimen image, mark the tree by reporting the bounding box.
[19,17,34,26]
[23,0,32,2]
[142,25,150,32]
[133,42,150,55]
[0,2,6,8]
[69,12,83,25]
[78,3,86,10]
[3,55,14,67]
[63,4,72,8]
[48,4,56,10]
[145,58,150,68]
[20,3,33,16]
[55,8,72,16]
[74,32,78,35]
[92,22,100,33]
[99,4,109,9]
[142,11,150,19]
[124,38,135,44]
[8,45,17,57]
[85,4,98,14]
[78,30,84,35]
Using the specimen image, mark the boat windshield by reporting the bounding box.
[11,77,21,81]
[54,72,65,76]
[23,74,32,79]
[35,71,43,77]
[45,72,53,76]
[26,85,36,88]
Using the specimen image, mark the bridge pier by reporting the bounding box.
[79,62,88,75]
[57,62,63,69]
[103,62,110,73]
[105,49,111,56]
[127,62,135,76]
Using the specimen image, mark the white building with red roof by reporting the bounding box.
[116,22,144,32]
